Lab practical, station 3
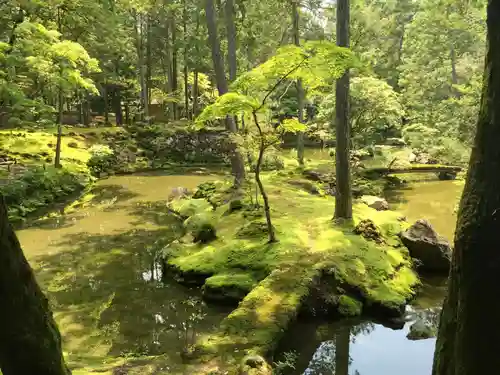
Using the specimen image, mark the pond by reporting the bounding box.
[15,169,462,373]
[16,170,230,373]
[274,179,462,375]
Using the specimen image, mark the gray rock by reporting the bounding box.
[361,195,389,211]
[400,219,451,273]
[407,319,436,340]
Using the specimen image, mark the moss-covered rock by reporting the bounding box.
[353,219,384,244]
[202,272,258,304]
[338,295,363,317]
[236,221,272,239]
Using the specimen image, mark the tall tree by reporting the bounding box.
[433,1,500,374]
[0,196,70,375]
[334,0,352,220]
[292,0,306,166]
[204,0,245,185]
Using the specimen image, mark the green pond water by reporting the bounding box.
[15,170,462,374]
[16,171,230,373]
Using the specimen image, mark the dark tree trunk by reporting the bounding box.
[291,0,305,166]
[334,0,352,220]
[433,2,500,374]
[54,88,63,168]
[83,94,90,126]
[225,0,237,82]
[113,89,123,126]
[125,100,130,126]
[183,0,190,120]
[0,197,70,375]
[335,326,350,375]
[103,84,109,124]
[171,15,178,120]
[193,70,199,117]
[205,0,245,186]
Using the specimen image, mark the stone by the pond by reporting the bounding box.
[193,222,217,244]
[361,195,389,211]
[302,169,330,183]
[407,319,436,340]
[168,186,191,200]
[400,219,451,273]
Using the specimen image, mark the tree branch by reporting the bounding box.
[256,56,309,112]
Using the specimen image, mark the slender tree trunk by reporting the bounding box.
[253,112,277,243]
[335,326,350,375]
[334,0,352,220]
[54,88,63,168]
[125,100,130,125]
[171,15,178,120]
[292,0,305,166]
[0,197,70,375]
[146,15,152,110]
[114,89,123,126]
[83,93,90,126]
[433,2,500,374]
[225,0,239,128]
[136,13,148,121]
[193,70,199,117]
[205,0,246,186]
[103,84,109,125]
[164,22,174,121]
[225,0,237,82]
[183,0,190,120]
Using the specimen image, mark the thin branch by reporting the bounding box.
[256,56,310,112]
[277,80,295,106]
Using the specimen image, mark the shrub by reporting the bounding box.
[0,166,87,222]
[250,153,285,172]
[184,213,217,244]
[87,144,117,176]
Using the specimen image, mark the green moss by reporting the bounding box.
[170,198,213,219]
[338,295,363,317]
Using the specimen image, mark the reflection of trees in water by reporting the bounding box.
[407,306,441,332]
[303,321,373,375]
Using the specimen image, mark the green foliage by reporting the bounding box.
[338,295,363,316]
[87,145,116,176]
[318,75,404,146]
[249,153,285,172]
[0,166,87,222]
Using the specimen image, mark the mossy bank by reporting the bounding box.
[161,170,420,374]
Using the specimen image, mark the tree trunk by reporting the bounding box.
[205,0,245,185]
[253,112,277,243]
[136,13,148,121]
[334,0,352,220]
[125,100,130,125]
[54,88,63,169]
[83,93,90,126]
[103,84,109,125]
[193,70,199,117]
[292,0,305,166]
[335,326,350,375]
[171,15,178,120]
[0,196,70,375]
[114,89,123,126]
[225,0,237,82]
[146,14,152,110]
[432,2,500,374]
[183,0,190,120]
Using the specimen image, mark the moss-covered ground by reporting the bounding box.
[162,166,420,373]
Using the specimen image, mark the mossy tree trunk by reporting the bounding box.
[433,2,500,374]
[0,196,70,375]
[334,0,352,220]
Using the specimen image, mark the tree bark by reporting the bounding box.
[432,2,500,374]
[334,0,352,220]
[171,14,178,120]
[103,84,109,124]
[225,0,238,82]
[291,0,305,166]
[205,0,246,185]
[113,88,123,126]
[183,0,190,120]
[335,326,350,375]
[193,70,199,117]
[54,88,63,169]
[0,196,70,375]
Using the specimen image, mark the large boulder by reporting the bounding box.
[400,219,451,273]
[407,319,436,341]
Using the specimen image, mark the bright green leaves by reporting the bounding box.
[278,118,307,134]
[232,41,356,98]
[196,93,260,124]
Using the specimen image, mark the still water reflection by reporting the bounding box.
[278,275,448,374]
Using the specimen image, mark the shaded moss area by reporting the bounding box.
[162,171,420,373]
